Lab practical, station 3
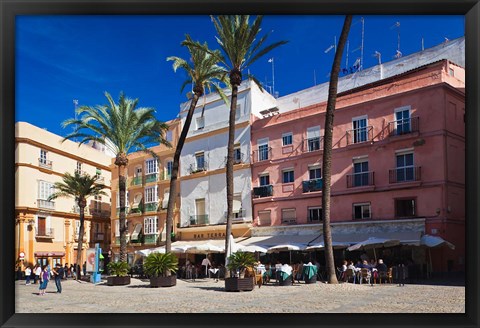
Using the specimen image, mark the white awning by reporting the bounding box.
[131,224,142,240]
[232,199,241,213]
[162,192,170,209]
[240,234,322,249]
[420,235,455,249]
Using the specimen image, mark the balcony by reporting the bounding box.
[144,173,158,183]
[90,208,111,218]
[302,179,323,193]
[73,205,88,214]
[389,166,422,183]
[346,126,373,145]
[95,176,105,184]
[37,199,55,210]
[252,147,272,163]
[188,162,208,174]
[38,158,52,170]
[143,234,159,245]
[303,137,323,152]
[346,172,375,188]
[131,176,143,186]
[144,202,158,212]
[253,185,273,198]
[224,209,247,222]
[74,232,87,242]
[388,117,419,137]
[189,214,209,226]
[36,228,54,239]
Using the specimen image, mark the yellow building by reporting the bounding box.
[109,119,181,264]
[15,122,113,268]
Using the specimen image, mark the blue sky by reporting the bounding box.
[16,15,464,137]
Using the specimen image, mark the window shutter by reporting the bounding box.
[307,126,320,139]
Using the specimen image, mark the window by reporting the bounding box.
[257,210,271,226]
[234,145,242,164]
[308,207,322,222]
[76,162,83,174]
[353,159,369,186]
[306,126,321,151]
[166,130,173,142]
[282,132,293,146]
[38,181,54,200]
[395,107,411,135]
[75,220,81,235]
[39,149,47,164]
[353,203,371,219]
[145,158,158,175]
[195,152,205,170]
[94,195,102,211]
[116,191,130,207]
[257,138,269,161]
[259,174,270,186]
[196,116,205,130]
[37,216,47,236]
[281,208,296,224]
[135,166,142,177]
[309,165,322,180]
[166,160,173,178]
[395,198,416,217]
[352,116,368,143]
[235,105,241,120]
[449,67,455,77]
[396,152,414,182]
[282,169,294,183]
[144,217,158,235]
[144,186,158,203]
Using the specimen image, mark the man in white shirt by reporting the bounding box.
[201,256,211,278]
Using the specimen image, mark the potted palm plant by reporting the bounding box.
[144,252,178,287]
[106,261,131,286]
[225,251,256,292]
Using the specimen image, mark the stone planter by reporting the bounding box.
[304,275,317,284]
[107,276,131,286]
[225,277,254,292]
[150,275,177,288]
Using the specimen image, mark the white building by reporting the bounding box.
[177,80,278,240]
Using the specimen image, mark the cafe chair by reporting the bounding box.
[359,268,371,285]
[344,268,356,284]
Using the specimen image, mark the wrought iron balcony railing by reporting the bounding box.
[303,137,323,152]
[252,147,272,163]
[389,166,421,183]
[346,171,375,188]
[302,178,323,193]
[144,173,159,183]
[36,228,54,238]
[253,185,274,198]
[144,202,159,212]
[189,214,209,226]
[346,126,373,145]
[38,158,52,169]
[388,117,419,136]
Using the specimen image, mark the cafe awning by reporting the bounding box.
[240,234,322,249]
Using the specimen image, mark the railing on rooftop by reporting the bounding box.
[38,199,55,210]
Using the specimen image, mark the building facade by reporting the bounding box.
[109,119,181,264]
[250,59,465,272]
[15,122,113,268]
[176,81,278,241]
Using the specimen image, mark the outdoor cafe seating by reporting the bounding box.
[277,264,293,286]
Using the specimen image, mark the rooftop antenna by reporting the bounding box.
[268,57,275,96]
[374,51,383,79]
[324,36,337,54]
[313,69,317,86]
[345,40,350,69]
[352,17,365,71]
[391,21,402,58]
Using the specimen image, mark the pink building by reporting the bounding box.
[250,59,465,273]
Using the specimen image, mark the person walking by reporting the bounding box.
[24,266,32,285]
[38,266,49,296]
[34,264,42,284]
[52,263,64,293]
[63,263,69,279]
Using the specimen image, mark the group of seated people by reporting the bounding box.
[339,258,389,284]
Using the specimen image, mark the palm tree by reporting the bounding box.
[165,35,228,254]
[48,171,108,280]
[208,15,287,272]
[322,15,353,284]
[62,92,170,263]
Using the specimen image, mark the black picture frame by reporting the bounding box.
[1,1,478,327]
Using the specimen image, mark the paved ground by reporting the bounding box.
[15,277,465,313]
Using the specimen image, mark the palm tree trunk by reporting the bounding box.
[224,81,239,278]
[75,202,86,281]
[322,15,352,284]
[118,165,128,263]
[165,92,201,255]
